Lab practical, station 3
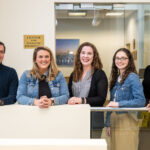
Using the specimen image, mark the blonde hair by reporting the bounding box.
[29,46,58,81]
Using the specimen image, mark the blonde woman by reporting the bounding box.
[17,46,69,108]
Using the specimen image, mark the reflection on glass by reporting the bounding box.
[55,3,150,149]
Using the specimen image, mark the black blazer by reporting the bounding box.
[68,69,108,106]
[143,65,150,101]
[68,69,108,129]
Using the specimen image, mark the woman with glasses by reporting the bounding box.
[105,48,145,150]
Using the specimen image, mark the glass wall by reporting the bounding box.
[55,3,150,78]
[55,2,150,150]
[90,108,150,150]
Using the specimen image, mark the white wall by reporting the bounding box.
[0,0,55,77]
[125,12,138,69]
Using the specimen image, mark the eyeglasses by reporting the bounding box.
[115,57,128,61]
[0,51,4,54]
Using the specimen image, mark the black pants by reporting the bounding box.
[90,112,104,138]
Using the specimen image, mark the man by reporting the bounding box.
[0,41,18,105]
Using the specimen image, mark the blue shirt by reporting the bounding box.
[0,63,18,105]
[105,73,146,127]
[17,70,69,105]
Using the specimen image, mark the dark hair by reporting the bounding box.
[73,42,103,82]
[0,41,6,53]
[110,48,137,90]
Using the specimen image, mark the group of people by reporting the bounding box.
[0,41,149,149]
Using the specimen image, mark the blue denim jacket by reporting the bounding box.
[17,70,69,105]
[105,73,146,127]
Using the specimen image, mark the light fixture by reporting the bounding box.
[106,12,123,16]
[68,12,86,17]
[113,4,125,9]
[92,9,102,27]
[56,19,58,26]
[92,17,102,26]
[144,11,150,16]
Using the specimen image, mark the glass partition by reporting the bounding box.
[55,2,150,150]
[55,3,150,78]
[91,108,150,150]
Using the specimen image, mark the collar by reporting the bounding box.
[0,63,3,69]
[40,70,49,81]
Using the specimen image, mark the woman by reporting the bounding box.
[17,46,69,108]
[68,42,108,138]
[143,65,150,111]
[105,48,145,150]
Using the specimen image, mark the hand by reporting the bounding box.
[34,98,43,107]
[146,104,150,113]
[0,100,4,106]
[68,97,82,105]
[34,96,51,108]
[107,101,119,108]
[106,127,111,136]
[40,96,52,108]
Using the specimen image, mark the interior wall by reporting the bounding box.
[144,16,150,67]
[0,0,55,78]
[0,0,144,79]
[125,11,138,69]
[143,4,150,68]
[56,18,125,78]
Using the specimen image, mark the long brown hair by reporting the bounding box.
[110,48,137,90]
[73,42,103,82]
[29,46,58,81]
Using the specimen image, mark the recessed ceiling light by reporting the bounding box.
[106,12,123,16]
[68,12,86,17]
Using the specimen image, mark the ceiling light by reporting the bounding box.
[113,4,125,8]
[145,11,150,16]
[106,12,123,16]
[92,18,102,26]
[68,12,86,17]
[55,4,73,10]
[56,19,58,26]
[92,9,103,27]
[80,3,93,8]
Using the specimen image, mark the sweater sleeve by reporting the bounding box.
[68,73,73,97]
[1,69,18,105]
[86,70,108,106]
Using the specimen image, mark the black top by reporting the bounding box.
[68,69,108,129]
[142,65,150,100]
[39,75,52,98]
[0,63,18,105]
[68,69,108,106]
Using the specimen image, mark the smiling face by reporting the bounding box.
[0,45,5,64]
[80,46,94,68]
[115,51,129,73]
[35,50,51,73]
